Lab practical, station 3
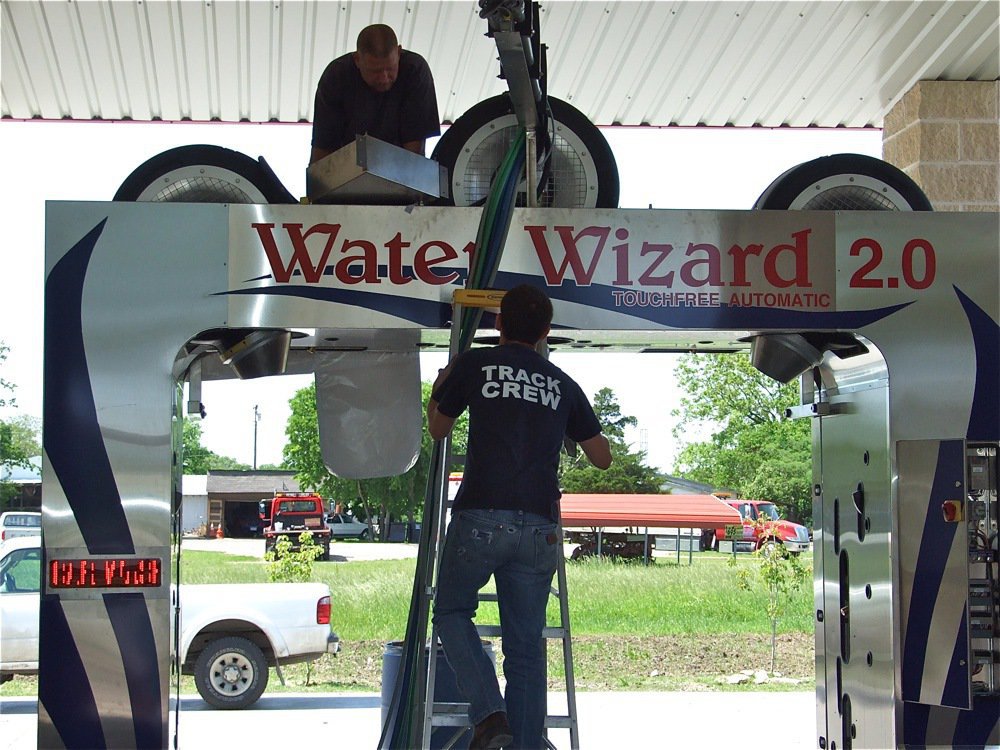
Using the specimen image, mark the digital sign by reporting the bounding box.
[49,558,163,589]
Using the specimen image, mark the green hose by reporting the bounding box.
[379,127,527,750]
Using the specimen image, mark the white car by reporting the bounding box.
[0,536,40,677]
[0,511,41,543]
[326,513,370,540]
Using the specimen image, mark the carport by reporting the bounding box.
[560,493,743,564]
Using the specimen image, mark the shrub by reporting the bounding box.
[265,531,322,583]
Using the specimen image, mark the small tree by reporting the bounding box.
[264,531,321,583]
[732,517,809,673]
[264,531,324,684]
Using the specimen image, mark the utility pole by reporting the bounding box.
[253,404,260,470]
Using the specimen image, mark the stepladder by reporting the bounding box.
[423,512,581,750]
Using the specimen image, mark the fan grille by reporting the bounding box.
[802,185,899,211]
[150,176,256,203]
[459,127,589,208]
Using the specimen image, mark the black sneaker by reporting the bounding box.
[470,711,513,750]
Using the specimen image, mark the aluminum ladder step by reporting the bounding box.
[429,704,575,731]
[475,624,567,639]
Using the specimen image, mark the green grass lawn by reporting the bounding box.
[178,549,813,641]
[2,550,815,697]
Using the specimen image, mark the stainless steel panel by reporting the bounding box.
[41,201,230,749]
[835,212,998,444]
[814,352,896,750]
[306,136,447,204]
[897,440,971,710]
[43,201,998,748]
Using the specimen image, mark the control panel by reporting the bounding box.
[967,443,999,696]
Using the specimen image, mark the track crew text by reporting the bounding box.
[481,366,561,410]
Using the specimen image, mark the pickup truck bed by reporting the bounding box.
[0,536,340,709]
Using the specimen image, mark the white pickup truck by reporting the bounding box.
[0,536,340,709]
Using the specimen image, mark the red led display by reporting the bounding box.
[49,558,163,589]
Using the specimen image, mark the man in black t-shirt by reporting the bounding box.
[428,285,612,749]
[310,24,440,164]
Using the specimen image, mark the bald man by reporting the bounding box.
[310,24,440,164]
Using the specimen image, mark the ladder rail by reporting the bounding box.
[552,533,579,749]
[421,303,467,750]
[420,441,453,750]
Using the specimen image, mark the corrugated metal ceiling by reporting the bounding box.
[2,1,997,128]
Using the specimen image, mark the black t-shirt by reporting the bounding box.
[433,344,603,520]
[311,50,440,152]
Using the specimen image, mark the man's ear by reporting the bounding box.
[540,324,551,342]
[352,51,360,66]
[494,313,503,333]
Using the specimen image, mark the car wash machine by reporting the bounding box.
[36,2,997,748]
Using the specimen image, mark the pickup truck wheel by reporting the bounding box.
[358,529,369,541]
[194,636,269,709]
[319,544,330,561]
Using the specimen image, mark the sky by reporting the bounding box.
[0,119,882,472]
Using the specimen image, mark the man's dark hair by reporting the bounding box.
[357,24,398,57]
[500,284,553,345]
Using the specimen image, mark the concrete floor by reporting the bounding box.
[1,690,818,749]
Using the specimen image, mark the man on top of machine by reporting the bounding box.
[310,24,440,163]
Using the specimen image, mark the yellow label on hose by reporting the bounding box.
[453,289,506,309]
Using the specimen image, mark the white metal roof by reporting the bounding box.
[2,1,997,128]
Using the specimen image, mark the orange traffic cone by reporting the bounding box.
[216,524,224,539]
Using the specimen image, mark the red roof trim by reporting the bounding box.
[559,494,742,528]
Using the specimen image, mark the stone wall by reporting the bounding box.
[883,81,999,212]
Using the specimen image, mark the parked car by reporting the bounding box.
[326,513,370,540]
[0,537,40,676]
[1,536,340,709]
[0,511,41,543]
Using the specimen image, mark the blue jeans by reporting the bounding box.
[433,509,560,750]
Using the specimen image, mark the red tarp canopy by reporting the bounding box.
[559,494,742,529]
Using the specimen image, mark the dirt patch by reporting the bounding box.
[267,632,814,694]
[1,633,814,698]
[566,632,814,691]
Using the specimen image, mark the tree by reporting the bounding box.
[1,344,38,509]
[2,414,39,469]
[671,353,812,524]
[733,517,809,673]
[181,418,251,473]
[559,387,663,494]
[282,381,468,540]
[265,532,322,582]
